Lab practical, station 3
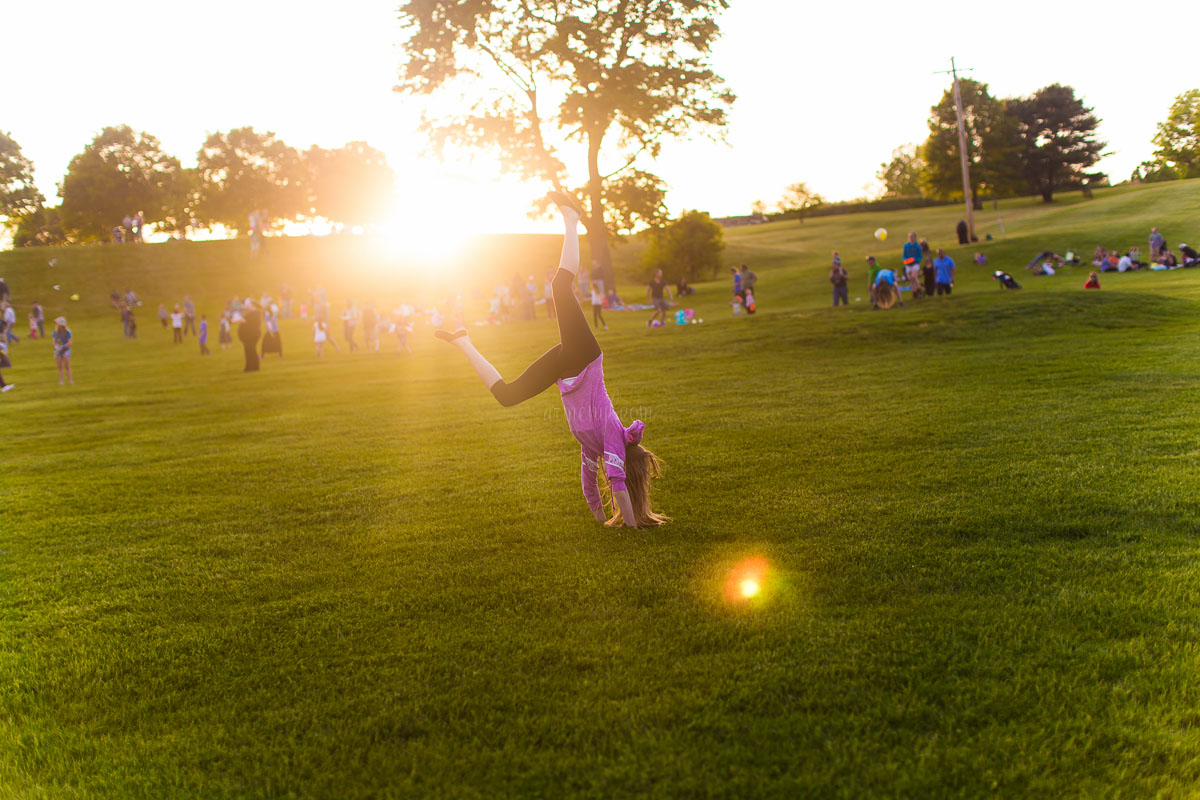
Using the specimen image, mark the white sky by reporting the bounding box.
[3,0,1192,237]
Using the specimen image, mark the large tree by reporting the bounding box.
[58,125,182,241]
[1011,84,1106,202]
[394,0,735,286]
[196,127,305,232]
[877,144,925,197]
[641,209,724,283]
[922,79,1023,202]
[1148,89,1200,180]
[0,132,44,227]
[304,142,395,228]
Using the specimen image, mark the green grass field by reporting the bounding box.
[4,180,1200,798]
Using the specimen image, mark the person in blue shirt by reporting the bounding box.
[902,232,923,273]
[869,256,903,309]
[933,248,956,295]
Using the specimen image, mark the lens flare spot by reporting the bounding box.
[724,556,770,604]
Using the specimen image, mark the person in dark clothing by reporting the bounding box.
[239,299,262,372]
[956,219,970,245]
[919,238,936,298]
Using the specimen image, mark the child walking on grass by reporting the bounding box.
[435,193,669,528]
[53,316,72,385]
[199,314,210,354]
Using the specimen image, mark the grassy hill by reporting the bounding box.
[3,180,1200,798]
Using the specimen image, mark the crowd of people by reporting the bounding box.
[1088,228,1199,272]
[829,231,960,310]
[4,212,1198,395]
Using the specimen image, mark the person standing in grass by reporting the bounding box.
[730,266,742,307]
[436,192,669,528]
[646,269,673,327]
[261,306,283,359]
[591,280,607,331]
[933,248,956,295]
[314,318,329,358]
[739,265,758,314]
[219,311,232,350]
[1150,227,1165,261]
[239,299,261,372]
[830,252,849,307]
[171,305,185,343]
[0,319,13,392]
[3,302,18,345]
[342,300,360,352]
[52,316,72,385]
[198,314,211,355]
[182,295,196,336]
[158,303,168,328]
[902,232,923,279]
[30,301,44,339]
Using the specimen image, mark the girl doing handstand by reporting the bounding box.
[436,193,668,528]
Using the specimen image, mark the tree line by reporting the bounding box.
[875,82,1200,205]
[0,127,395,246]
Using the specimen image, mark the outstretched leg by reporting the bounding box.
[435,193,599,407]
[546,193,601,376]
[435,330,563,407]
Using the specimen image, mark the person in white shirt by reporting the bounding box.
[3,303,18,344]
[590,281,607,331]
[170,305,184,344]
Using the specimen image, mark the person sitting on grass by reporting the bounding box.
[1117,251,1138,272]
[605,288,623,309]
[676,276,695,296]
[1084,272,1101,290]
[1158,248,1179,268]
[1092,246,1107,267]
[1180,244,1199,268]
[435,192,669,528]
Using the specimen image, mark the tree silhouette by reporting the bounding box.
[395,0,735,287]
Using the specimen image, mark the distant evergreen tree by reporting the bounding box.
[1011,84,1106,202]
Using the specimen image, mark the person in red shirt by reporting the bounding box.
[1084,272,1101,290]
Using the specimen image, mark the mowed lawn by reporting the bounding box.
[3,181,1200,797]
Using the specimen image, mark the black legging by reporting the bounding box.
[490,269,600,407]
[592,304,605,329]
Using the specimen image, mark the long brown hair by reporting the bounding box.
[600,443,671,528]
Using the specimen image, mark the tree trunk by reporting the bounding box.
[1041,190,1053,203]
[585,129,615,291]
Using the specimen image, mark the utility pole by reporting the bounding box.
[937,58,975,241]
